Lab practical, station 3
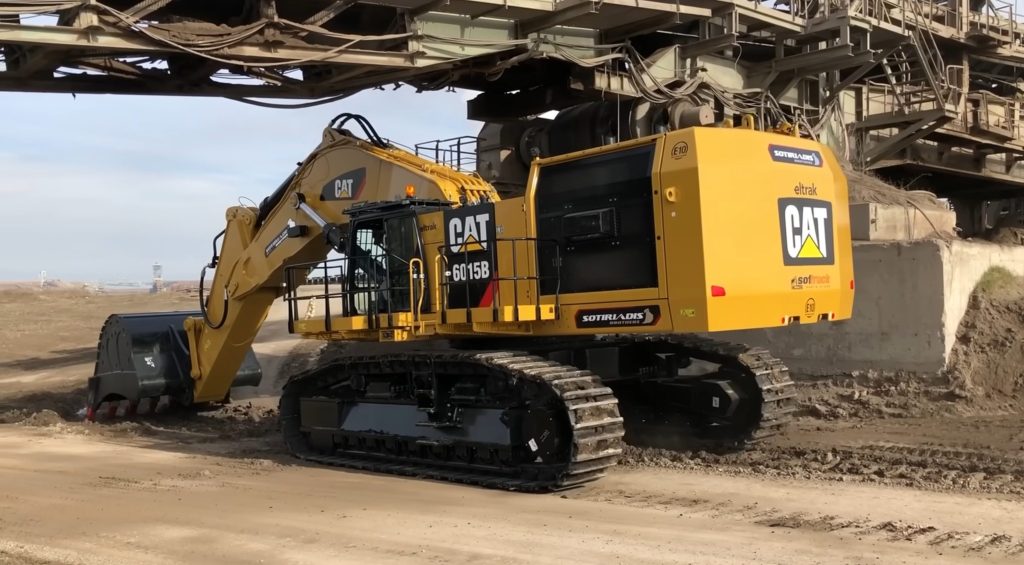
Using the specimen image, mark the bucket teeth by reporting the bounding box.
[86,395,173,421]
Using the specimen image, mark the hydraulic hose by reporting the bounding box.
[199,230,229,329]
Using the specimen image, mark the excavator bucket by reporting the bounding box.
[86,312,262,419]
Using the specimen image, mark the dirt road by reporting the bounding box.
[2,290,1024,564]
[3,425,1022,565]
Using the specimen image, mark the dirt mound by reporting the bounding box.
[843,166,948,212]
[946,267,1024,403]
[0,408,66,427]
[986,227,1024,246]
[20,409,63,427]
[790,267,1024,420]
[0,388,88,420]
[793,371,964,420]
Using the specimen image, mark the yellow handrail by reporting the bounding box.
[408,257,426,330]
[433,254,448,318]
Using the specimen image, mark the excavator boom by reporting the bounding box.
[89,114,498,412]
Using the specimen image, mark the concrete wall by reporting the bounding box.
[849,203,956,241]
[716,240,1024,375]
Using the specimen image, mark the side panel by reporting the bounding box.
[657,129,711,333]
[692,128,854,331]
[491,199,535,312]
[534,143,660,296]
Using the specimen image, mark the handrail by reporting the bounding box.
[409,257,425,328]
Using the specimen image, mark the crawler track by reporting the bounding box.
[630,334,798,443]
[280,351,625,491]
[278,335,797,490]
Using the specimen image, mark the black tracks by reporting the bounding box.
[279,335,796,491]
[618,334,798,443]
[280,351,625,492]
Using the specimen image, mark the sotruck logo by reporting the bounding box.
[769,144,822,167]
[778,198,834,266]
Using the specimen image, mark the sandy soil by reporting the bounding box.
[2,288,1024,564]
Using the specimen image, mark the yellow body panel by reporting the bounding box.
[183,124,854,404]
[661,127,854,332]
[311,127,852,341]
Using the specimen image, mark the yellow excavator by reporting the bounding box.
[88,113,854,491]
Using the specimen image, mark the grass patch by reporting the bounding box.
[975,266,1017,295]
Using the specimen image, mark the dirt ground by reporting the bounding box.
[2,289,1024,564]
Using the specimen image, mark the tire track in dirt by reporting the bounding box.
[568,485,1024,558]
[622,435,1024,496]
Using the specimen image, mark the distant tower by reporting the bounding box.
[39,270,47,289]
[151,262,164,293]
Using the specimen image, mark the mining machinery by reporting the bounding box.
[88,113,854,490]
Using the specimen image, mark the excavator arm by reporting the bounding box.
[88,114,499,412]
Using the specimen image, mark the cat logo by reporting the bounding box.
[448,212,491,253]
[320,167,366,201]
[778,198,834,266]
[335,178,354,198]
[443,203,498,309]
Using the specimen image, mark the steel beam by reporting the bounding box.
[854,108,950,131]
[772,44,852,72]
[0,23,450,68]
[467,83,591,119]
[602,14,680,43]
[518,1,596,37]
[677,33,738,58]
[733,5,804,33]
[124,0,174,19]
[77,57,161,79]
[822,52,886,107]
[410,0,451,16]
[861,111,954,165]
[303,0,360,25]
[0,75,317,97]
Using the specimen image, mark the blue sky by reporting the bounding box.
[0,88,477,282]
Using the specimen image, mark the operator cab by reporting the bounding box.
[346,199,452,317]
[285,199,451,330]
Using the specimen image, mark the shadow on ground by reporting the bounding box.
[0,347,96,371]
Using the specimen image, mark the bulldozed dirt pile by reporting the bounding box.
[986,227,1024,246]
[782,267,1024,421]
[843,166,949,211]
[947,267,1024,405]
[791,371,963,421]
[0,398,279,444]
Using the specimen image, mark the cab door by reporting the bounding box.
[346,212,428,320]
